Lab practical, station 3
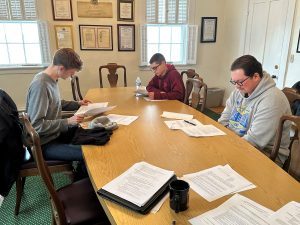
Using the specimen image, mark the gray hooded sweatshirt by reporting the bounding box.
[26,72,80,145]
[218,72,291,158]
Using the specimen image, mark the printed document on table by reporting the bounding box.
[107,114,138,125]
[161,111,193,120]
[75,102,116,116]
[164,119,203,130]
[143,97,168,101]
[183,164,255,202]
[189,194,274,225]
[269,201,300,225]
[101,161,175,207]
[181,124,226,137]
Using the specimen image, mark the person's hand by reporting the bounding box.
[78,99,91,106]
[67,115,84,125]
[148,92,155,100]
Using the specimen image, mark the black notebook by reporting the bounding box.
[97,162,177,214]
[98,175,177,214]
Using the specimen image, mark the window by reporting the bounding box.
[141,0,198,66]
[0,0,50,67]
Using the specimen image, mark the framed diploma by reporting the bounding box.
[200,17,217,43]
[54,25,74,49]
[79,25,113,51]
[51,0,73,21]
[118,0,134,21]
[117,24,135,51]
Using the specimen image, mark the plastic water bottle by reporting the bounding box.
[135,77,142,96]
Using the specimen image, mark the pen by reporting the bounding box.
[184,120,196,126]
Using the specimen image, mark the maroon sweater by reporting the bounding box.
[146,64,185,101]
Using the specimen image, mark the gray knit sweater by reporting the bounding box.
[26,72,80,145]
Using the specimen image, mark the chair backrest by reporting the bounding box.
[270,115,300,181]
[282,87,300,108]
[21,113,68,224]
[184,78,207,112]
[71,75,83,101]
[99,63,127,88]
[181,69,201,80]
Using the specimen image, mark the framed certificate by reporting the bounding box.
[79,25,113,51]
[200,17,217,43]
[117,24,135,51]
[54,25,74,49]
[118,0,134,21]
[51,0,73,21]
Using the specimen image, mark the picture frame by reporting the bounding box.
[51,0,73,21]
[117,24,135,51]
[200,17,217,43]
[117,0,134,22]
[54,25,74,49]
[79,25,113,51]
[297,30,300,53]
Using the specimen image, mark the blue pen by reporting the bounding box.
[184,120,196,126]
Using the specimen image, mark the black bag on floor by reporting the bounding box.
[71,127,112,146]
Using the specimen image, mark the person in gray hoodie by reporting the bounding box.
[26,48,90,179]
[218,55,291,165]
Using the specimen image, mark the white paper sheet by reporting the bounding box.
[102,162,174,207]
[181,124,226,137]
[107,114,138,125]
[143,97,168,102]
[75,102,116,116]
[150,193,169,214]
[164,119,203,130]
[161,111,193,120]
[189,194,274,225]
[269,201,300,225]
[183,165,255,202]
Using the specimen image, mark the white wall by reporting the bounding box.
[0,0,299,109]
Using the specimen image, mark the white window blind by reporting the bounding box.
[0,0,37,20]
[0,0,51,66]
[146,0,188,24]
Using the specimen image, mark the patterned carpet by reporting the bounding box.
[0,173,70,225]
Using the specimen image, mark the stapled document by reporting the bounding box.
[75,102,116,116]
[181,124,226,137]
[183,164,255,202]
[161,111,193,120]
[107,114,138,125]
[189,194,274,225]
[164,119,203,130]
[269,201,300,225]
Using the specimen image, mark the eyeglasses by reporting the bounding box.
[230,76,250,86]
[150,63,161,72]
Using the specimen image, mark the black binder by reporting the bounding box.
[97,175,177,214]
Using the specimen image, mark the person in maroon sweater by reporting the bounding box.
[146,53,185,101]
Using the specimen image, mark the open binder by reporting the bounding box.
[98,175,176,214]
[97,162,177,214]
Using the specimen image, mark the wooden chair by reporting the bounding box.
[270,115,300,181]
[184,78,207,112]
[180,69,201,80]
[282,87,300,109]
[99,63,127,88]
[71,75,83,101]
[21,113,110,225]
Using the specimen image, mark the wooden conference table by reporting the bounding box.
[82,87,300,225]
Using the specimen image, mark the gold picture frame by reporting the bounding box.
[54,25,74,49]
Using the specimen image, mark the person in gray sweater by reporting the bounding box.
[218,55,291,165]
[26,48,90,179]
